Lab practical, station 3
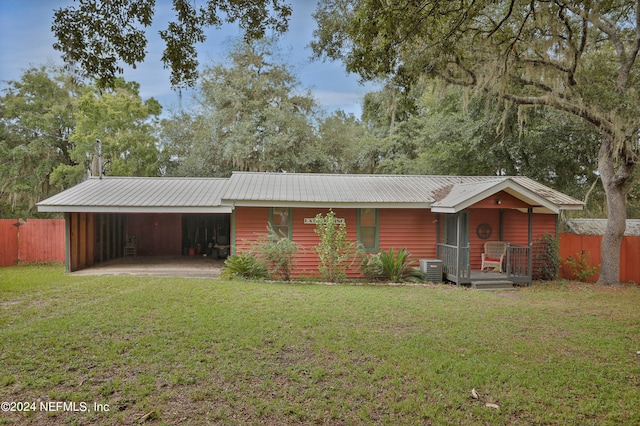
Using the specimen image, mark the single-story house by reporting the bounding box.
[37,172,583,286]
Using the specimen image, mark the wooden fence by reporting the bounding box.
[558,233,640,283]
[0,219,65,267]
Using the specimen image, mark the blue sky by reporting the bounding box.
[0,0,378,117]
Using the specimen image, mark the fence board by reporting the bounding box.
[0,220,20,266]
[559,233,639,283]
[622,236,640,283]
[0,219,65,266]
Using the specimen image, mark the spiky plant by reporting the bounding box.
[378,248,425,283]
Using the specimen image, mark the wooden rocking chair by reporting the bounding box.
[124,235,137,257]
[481,241,506,272]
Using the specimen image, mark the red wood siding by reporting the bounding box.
[534,213,558,238]
[468,209,501,269]
[69,212,97,271]
[233,206,559,279]
[502,210,557,244]
[233,206,438,279]
[472,191,530,209]
[0,219,65,266]
[125,214,182,256]
[234,207,358,278]
[559,233,640,283]
[502,210,532,245]
[292,208,357,277]
[68,213,130,271]
[379,209,438,260]
[234,207,270,253]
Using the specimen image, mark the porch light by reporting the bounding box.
[495,197,501,205]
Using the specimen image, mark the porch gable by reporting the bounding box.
[430,178,578,214]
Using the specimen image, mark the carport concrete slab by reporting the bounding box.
[71,256,224,278]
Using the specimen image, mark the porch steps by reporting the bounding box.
[471,280,515,290]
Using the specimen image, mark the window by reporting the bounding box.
[358,208,378,250]
[270,207,291,239]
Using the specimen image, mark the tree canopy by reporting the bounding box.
[0,67,77,217]
[159,39,319,175]
[51,0,292,88]
[0,67,161,217]
[51,78,162,188]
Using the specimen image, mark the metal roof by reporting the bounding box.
[222,172,584,211]
[222,172,444,207]
[37,172,584,213]
[563,219,640,236]
[37,177,232,213]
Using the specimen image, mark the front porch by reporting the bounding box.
[437,243,532,287]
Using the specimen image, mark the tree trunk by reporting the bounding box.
[596,136,628,285]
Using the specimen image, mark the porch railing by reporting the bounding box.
[436,243,470,280]
[505,244,531,282]
[437,242,532,285]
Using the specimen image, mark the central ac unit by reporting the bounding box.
[419,259,443,283]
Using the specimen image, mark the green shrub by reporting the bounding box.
[534,232,559,280]
[359,251,384,281]
[221,252,268,280]
[252,225,300,281]
[378,248,425,283]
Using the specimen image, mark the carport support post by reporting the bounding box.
[528,207,533,285]
[456,213,462,286]
[64,213,70,272]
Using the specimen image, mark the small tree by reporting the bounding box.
[314,211,356,282]
[562,252,600,282]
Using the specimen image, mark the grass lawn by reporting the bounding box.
[1,265,639,425]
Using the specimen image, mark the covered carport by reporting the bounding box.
[37,177,232,272]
